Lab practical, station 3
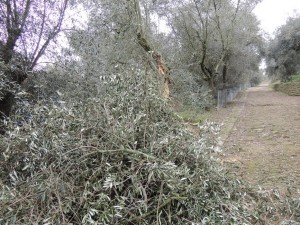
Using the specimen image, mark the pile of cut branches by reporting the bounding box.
[0,69,298,224]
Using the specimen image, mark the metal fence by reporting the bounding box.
[217,83,249,108]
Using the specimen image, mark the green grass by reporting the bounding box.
[172,100,214,124]
[290,74,300,82]
[176,110,205,123]
[272,78,300,96]
[272,80,281,91]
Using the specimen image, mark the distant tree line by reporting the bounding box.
[266,15,300,81]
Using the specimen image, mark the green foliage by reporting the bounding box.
[266,16,300,81]
[0,61,13,97]
[176,110,204,124]
[1,64,297,224]
[0,67,256,224]
[252,189,300,224]
[250,74,263,87]
[170,0,263,91]
[171,70,214,111]
[0,61,22,118]
[290,74,300,82]
[274,81,300,96]
[0,63,9,101]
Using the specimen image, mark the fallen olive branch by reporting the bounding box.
[127,196,188,223]
[78,146,164,162]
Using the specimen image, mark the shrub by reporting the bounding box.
[171,70,214,111]
[250,75,262,87]
[290,74,300,82]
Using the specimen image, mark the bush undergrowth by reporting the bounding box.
[290,74,300,82]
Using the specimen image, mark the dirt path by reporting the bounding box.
[212,82,300,193]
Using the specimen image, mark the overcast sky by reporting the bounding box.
[254,0,300,36]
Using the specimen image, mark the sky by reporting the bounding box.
[254,0,300,36]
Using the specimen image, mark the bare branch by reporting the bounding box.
[30,0,69,69]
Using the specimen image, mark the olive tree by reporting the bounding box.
[266,16,300,81]
[65,0,171,99]
[170,0,262,93]
[0,0,69,125]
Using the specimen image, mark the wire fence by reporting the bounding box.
[217,83,250,108]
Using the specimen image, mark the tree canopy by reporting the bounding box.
[0,0,69,125]
[266,15,300,81]
[170,0,263,92]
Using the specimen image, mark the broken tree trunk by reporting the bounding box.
[137,33,170,98]
[134,0,170,98]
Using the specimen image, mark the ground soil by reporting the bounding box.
[210,81,300,195]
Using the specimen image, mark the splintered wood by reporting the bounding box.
[137,35,170,98]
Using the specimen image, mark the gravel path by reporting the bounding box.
[214,82,300,193]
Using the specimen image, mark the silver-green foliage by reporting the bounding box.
[170,0,263,89]
[0,61,19,101]
[0,65,255,224]
[172,69,214,110]
[266,16,300,81]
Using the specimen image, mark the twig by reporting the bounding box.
[78,146,162,162]
[127,196,187,223]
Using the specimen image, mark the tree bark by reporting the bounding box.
[137,35,170,98]
[210,78,217,97]
[134,0,170,98]
[222,62,227,88]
